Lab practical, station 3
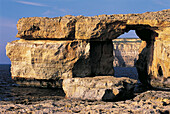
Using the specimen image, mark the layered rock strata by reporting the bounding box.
[16,10,169,41]
[6,39,114,88]
[113,38,141,67]
[6,9,170,89]
[6,40,89,87]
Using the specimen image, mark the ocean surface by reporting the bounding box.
[0,64,138,102]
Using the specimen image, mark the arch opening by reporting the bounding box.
[113,30,141,80]
[72,24,158,85]
[113,24,158,82]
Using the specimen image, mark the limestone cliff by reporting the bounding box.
[6,9,170,89]
[113,38,141,67]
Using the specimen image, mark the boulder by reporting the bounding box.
[63,76,137,101]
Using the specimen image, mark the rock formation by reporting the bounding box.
[6,40,91,88]
[63,76,137,101]
[6,9,170,93]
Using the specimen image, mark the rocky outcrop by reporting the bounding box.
[136,37,170,89]
[6,9,170,90]
[6,39,114,87]
[6,40,90,79]
[150,40,170,88]
[6,40,90,87]
[63,76,137,101]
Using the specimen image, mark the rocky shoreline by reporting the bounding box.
[0,90,169,114]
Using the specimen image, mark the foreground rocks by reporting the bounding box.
[0,91,169,113]
[63,76,137,101]
[6,9,170,90]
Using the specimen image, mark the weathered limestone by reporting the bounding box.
[16,10,170,40]
[135,28,170,88]
[16,16,77,39]
[6,39,114,87]
[150,40,170,88]
[6,39,90,79]
[6,39,90,87]
[1,90,169,113]
[6,9,170,90]
[63,76,137,101]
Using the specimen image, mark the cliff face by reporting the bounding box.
[113,38,141,67]
[6,40,114,87]
[6,9,170,89]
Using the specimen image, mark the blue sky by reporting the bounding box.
[0,0,169,64]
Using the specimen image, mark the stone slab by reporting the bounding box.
[16,10,170,40]
[63,76,137,101]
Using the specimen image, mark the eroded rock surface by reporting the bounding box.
[136,39,170,89]
[6,39,90,87]
[63,76,137,101]
[16,10,170,40]
[16,16,77,39]
[6,39,91,79]
[6,39,114,87]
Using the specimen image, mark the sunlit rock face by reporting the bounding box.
[63,76,137,101]
[6,40,114,87]
[6,9,170,89]
[6,40,91,79]
[6,40,90,88]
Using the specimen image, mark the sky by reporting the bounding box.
[0,0,169,64]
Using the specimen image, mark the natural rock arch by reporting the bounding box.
[6,9,170,89]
